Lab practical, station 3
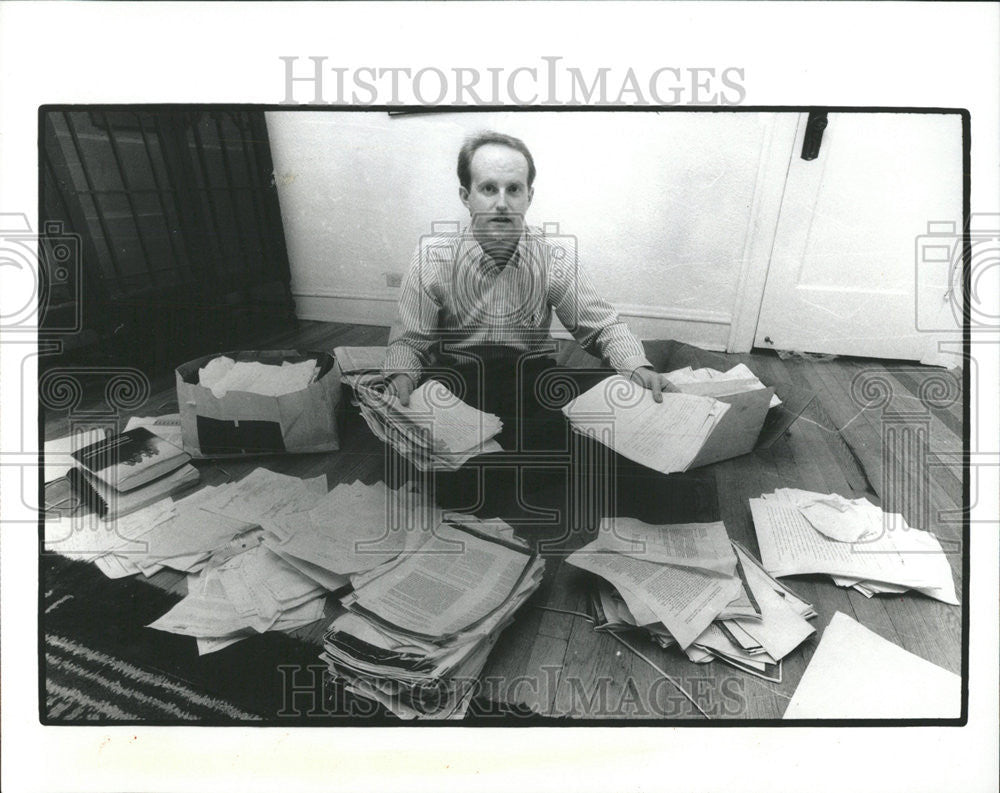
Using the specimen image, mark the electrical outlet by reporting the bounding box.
[384,272,403,288]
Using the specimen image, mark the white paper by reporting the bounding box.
[43,428,107,482]
[665,363,782,408]
[562,375,730,474]
[750,498,959,604]
[388,379,503,454]
[334,345,387,374]
[351,522,532,638]
[593,518,737,575]
[198,356,318,398]
[728,545,816,661]
[784,611,961,719]
[567,548,742,649]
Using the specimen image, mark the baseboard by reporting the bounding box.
[293,291,399,326]
[293,291,733,351]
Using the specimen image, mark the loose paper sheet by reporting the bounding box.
[784,611,961,719]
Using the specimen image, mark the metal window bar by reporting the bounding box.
[210,113,255,279]
[150,112,224,293]
[132,111,196,285]
[98,110,158,289]
[61,111,126,287]
[189,114,232,289]
[231,112,275,272]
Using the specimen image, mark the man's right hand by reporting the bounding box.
[385,373,414,406]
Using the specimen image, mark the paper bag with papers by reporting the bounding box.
[176,350,341,458]
[561,375,774,474]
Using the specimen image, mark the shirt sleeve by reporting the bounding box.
[547,243,653,376]
[383,246,441,386]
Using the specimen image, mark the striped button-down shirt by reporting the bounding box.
[384,227,652,384]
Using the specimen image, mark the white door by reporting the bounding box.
[754,112,964,363]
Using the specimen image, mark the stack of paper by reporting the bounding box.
[561,375,732,474]
[44,498,184,579]
[749,489,959,604]
[47,463,465,656]
[43,470,294,578]
[572,520,817,681]
[321,514,545,719]
[334,345,387,389]
[145,470,435,653]
[198,355,319,398]
[665,363,782,408]
[357,379,503,471]
[148,542,330,655]
[123,413,183,449]
[262,480,441,591]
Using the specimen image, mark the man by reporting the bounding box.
[384,131,673,404]
[382,131,674,510]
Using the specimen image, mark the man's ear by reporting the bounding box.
[459,185,470,209]
[527,185,534,206]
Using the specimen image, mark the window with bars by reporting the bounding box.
[41,108,296,371]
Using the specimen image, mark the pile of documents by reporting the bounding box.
[749,488,959,603]
[334,345,387,389]
[148,537,330,655]
[561,369,780,474]
[197,355,320,398]
[664,362,782,408]
[562,376,732,474]
[570,519,817,681]
[322,514,545,719]
[357,379,503,471]
[148,470,440,654]
[262,479,440,591]
[47,464,441,655]
[44,463,299,579]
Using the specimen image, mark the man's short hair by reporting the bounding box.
[457,131,536,191]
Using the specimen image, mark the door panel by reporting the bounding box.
[754,113,963,361]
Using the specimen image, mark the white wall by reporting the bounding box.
[266,111,788,349]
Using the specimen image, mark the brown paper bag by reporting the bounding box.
[176,350,340,458]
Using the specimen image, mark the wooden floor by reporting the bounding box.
[42,320,965,721]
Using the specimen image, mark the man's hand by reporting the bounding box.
[630,366,678,403]
[385,373,415,407]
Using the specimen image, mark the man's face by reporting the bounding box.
[460,143,534,244]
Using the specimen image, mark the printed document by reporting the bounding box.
[592,518,737,575]
[561,375,730,474]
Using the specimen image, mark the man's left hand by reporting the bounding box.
[630,366,679,403]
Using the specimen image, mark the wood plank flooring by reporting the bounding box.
[42,321,965,720]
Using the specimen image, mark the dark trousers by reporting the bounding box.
[423,350,720,538]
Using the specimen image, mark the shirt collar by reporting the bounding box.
[458,227,531,272]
